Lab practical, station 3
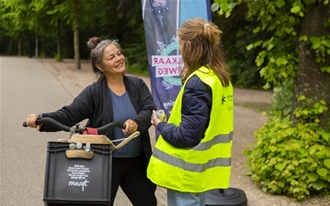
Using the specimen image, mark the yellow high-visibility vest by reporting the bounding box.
[147,66,234,192]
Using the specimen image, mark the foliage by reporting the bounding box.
[116,0,149,75]
[213,0,330,200]
[272,79,294,116]
[212,1,330,119]
[0,0,271,80]
[55,53,63,62]
[123,43,149,75]
[211,3,268,89]
[295,96,328,123]
[245,98,330,200]
[1,0,32,37]
[306,35,330,72]
[0,0,148,71]
[213,0,330,87]
[244,0,299,86]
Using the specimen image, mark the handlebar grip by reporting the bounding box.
[22,117,41,127]
[22,117,71,132]
[22,118,42,127]
[97,122,125,134]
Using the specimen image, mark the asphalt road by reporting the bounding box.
[0,57,139,206]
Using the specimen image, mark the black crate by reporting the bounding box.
[43,142,112,206]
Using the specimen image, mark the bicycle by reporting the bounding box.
[23,117,140,206]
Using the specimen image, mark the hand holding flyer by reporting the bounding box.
[151,109,167,122]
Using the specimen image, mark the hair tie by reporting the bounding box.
[204,23,210,30]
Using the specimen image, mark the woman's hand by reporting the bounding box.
[123,119,138,135]
[25,114,43,131]
[150,110,166,127]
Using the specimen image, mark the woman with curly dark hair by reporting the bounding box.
[25,37,157,206]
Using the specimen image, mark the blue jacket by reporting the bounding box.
[156,75,212,148]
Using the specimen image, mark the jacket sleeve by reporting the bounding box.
[40,84,96,132]
[157,75,212,148]
[127,76,156,133]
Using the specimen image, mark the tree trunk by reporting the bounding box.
[57,18,62,61]
[27,34,33,58]
[7,38,13,54]
[17,36,22,56]
[72,0,80,69]
[42,36,46,58]
[35,35,38,58]
[293,3,330,130]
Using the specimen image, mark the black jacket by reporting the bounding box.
[41,75,157,159]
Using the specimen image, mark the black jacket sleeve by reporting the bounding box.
[40,83,97,132]
[125,76,156,133]
[156,75,212,148]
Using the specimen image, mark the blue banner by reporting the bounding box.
[141,0,211,136]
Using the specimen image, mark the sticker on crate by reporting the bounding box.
[67,164,90,192]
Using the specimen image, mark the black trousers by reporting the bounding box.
[110,153,157,206]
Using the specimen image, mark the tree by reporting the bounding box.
[31,0,69,60]
[294,3,330,129]
[254,0,329,129]
[1,0,36,56]
[30,0,62,59]
[0,0,150,71]
[72,0,80,69]
[212,0,330,200]
[213,0,330,129]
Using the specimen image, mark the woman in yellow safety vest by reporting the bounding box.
[148,17,234,206]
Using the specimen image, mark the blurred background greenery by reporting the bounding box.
[0,0,265,89]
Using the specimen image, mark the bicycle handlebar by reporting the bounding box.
[22,117,125,134]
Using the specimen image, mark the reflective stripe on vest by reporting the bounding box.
[152,131,232,172]
[193,132,233,150]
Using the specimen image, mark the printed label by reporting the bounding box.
[67,164,90,192]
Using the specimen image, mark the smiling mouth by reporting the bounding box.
[116,62,124,68]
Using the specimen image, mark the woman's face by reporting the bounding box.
[100,43,125,75]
